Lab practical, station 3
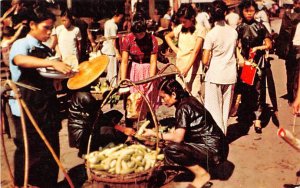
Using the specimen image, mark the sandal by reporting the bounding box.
[186,182,213,188]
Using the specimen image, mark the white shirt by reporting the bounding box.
[255,10,272,33]
[203,21,238,84]
[163,13,171,20]
[293,23,300,46]
[56,25,81,60]
[225,12,240,29]
[196,12,211,30]
[102,19,118,55]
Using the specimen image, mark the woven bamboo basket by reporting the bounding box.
[85,65,182,187]
[86,79,162,187]
[89,161,163,188]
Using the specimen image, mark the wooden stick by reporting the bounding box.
[7,80,29,187]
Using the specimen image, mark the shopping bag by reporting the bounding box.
[240,61,257,86]
[126,92,143,119]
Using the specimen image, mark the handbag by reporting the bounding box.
[126,92,143,119]
[240,61,258,86]
[240,50,264,86]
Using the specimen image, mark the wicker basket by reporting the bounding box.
[89,161,163,187]
[85,79,164,187]
[85,67,182,187]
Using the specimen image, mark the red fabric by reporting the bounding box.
[240,64,257,85]
[121,33,158,63]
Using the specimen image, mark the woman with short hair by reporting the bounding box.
[236,0,272,133]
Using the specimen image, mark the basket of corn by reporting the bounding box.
[85,142,164,186]
[85,79,163,186]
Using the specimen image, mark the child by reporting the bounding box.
[56,9,81,67]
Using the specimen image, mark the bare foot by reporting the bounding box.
[191,172,210,188]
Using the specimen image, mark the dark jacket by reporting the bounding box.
[276,8,300,59]
[175,96,228,162]
[68,92,100,152]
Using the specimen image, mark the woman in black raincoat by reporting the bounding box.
[236,0,272,133]
[143,78,228,188]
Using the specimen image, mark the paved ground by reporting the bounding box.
[1,18,300,188]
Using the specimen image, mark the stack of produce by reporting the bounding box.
[85,143,164,175]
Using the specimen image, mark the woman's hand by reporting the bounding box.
[252,46,260,53]
[52,61,72,74]
[252,43,270,52]
[116,53,122,62]
[293,95,300,115]
[293,100,300,115]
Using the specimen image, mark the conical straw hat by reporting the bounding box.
[67,55,109,90]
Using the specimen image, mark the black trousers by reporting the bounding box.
[237,67,267,121]
[285,46,300,102]
[163,142,228,170]
[12,116,60,187]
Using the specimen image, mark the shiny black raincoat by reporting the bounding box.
[164,96,228,168]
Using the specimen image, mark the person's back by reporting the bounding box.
[102,19,118,55]
[176,96,227,151]
[225,11,240,29]
[204,22,237,84]
[74,17,89,62]
[196,11,211,30]
[202,1,238,135]
[277,0,300,102]
[255,9,272,33]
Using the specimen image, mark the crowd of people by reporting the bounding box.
[1,0,300,187]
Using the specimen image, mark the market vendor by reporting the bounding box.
[67,56,127,157]
[142,78,228,188]
[9,6,72,187]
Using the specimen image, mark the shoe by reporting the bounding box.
[202,182,213,188]
[254,120,262,134]
[271,111,280,127]
[254,126,262,134]
[186,182,213,188]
